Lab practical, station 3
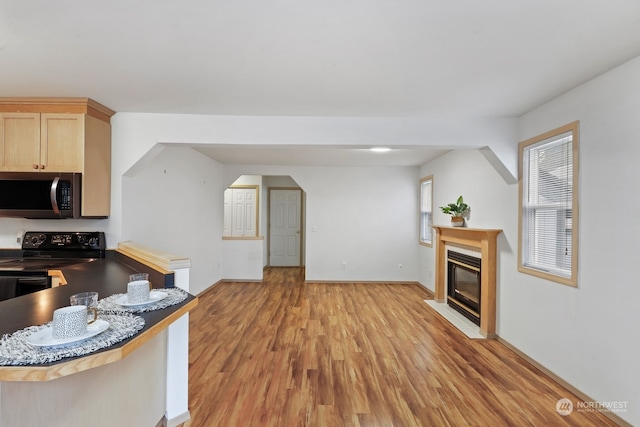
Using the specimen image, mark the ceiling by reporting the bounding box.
[2,1,640,166]
[192,144,449,167]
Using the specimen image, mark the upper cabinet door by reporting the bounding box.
[40,114,83,172]
[0,113,41,171]
[0,113,83,172]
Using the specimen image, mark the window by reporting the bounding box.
[223,186,259,238]
[420,175,433,246]
[518,121,579,287]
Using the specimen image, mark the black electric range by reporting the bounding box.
[0,231,106,301]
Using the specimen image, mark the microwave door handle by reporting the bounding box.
[50,177,60,214]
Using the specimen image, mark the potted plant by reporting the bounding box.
[440,195,469,227]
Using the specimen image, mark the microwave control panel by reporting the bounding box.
[59,185,72,211]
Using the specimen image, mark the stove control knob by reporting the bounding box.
[28,234,46,247]
[88,237,98,247]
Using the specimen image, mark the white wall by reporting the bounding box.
[110,125,422,286]
[513,55,640,425]
[418,149,515,292]
[263,176,300,188]
[224,164,420,282]
[221,239,264,281]
[419,56,640,425]
[301,166,419,281]
[0,112,514,278]
[119,150,420,284]
[122,146,224,295]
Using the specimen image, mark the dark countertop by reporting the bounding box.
[0,252,196,369]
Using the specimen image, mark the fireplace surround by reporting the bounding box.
[447,250,482,325]
[433,226,502,338]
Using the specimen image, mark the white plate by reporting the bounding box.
[115,291,168,307]
[26,319,110,348]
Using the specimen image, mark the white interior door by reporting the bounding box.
[269,189,301,266]
[223,187,257,237]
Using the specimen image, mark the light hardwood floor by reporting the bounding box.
[185,268,618,426]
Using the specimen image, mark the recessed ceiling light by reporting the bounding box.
[370,147,391,153]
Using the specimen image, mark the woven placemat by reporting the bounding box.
[0,313,145,366]
[97,287,189,314]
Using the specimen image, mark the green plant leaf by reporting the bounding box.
[439,195,470,216]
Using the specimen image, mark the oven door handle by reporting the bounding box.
[50,177,60,214]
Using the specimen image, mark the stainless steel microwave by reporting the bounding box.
[0,172,81,219]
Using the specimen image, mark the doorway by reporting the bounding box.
[269,188,303,266]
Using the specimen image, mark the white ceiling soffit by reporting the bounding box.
[192,145,450,167]
[1,1,640,118]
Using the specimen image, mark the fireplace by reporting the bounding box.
[447,250,481,325]
[434,226,501,337]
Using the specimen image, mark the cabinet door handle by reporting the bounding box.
[33,164,38,169]
[40,165,45,170]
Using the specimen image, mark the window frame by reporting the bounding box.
[419,175,434,247]
[518,121,579,287]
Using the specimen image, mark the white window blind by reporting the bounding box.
[521,129,575,280]
[420,177,433,245]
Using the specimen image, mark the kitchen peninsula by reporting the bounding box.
[0,243,197,427]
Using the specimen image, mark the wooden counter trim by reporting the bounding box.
[115,249,173,275]
[117,241,191,271]
[111,250,175,291]
[0,297,198,382]
[48,270,67,287]
[433,226,502,338]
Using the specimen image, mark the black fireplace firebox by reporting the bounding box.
[447,250,481,325]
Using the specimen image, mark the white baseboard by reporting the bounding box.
[162,410,191,427]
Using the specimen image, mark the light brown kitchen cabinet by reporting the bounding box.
[0,112,41,171]
[0,113,90,172]
[40,113,84,172]
[0,98,115,217]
